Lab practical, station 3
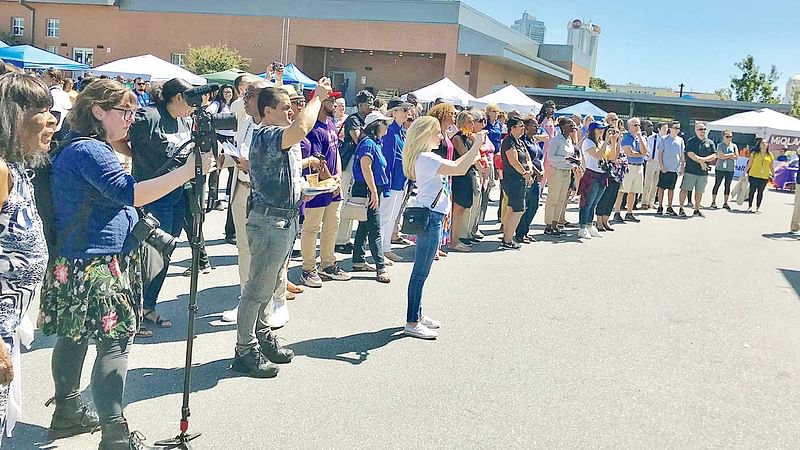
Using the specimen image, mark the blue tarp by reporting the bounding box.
[258,63,317,90]
[554,100,608,119]
[0,45,89,70]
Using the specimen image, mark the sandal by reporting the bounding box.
[286,291,296,301]
[376,271,391,284]
[143,310,173,328]
[287,282,304,294]
[135,326,153,338]
[352,262,376,272]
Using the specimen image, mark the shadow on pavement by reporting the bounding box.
[168,254,239,271]
[287,327,405,365]
[763,232,800,241]
[5,422,52,449]
[779,269,800,298]
[124,358,237,406]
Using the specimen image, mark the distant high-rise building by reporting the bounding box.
[567,19,601,76]
[512,12,546,44]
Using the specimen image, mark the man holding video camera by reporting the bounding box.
[232,77,334,378]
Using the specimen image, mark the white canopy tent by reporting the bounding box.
[91,54,207,85]
[410,78,475,106]
[707,108,800,138]
[469,85,542,115]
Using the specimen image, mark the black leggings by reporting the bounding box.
[52,337,131,425]
[712,171,734,196]
[596,179,620,216]
[747,176,768,209]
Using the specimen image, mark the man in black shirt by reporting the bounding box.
[679,122,716,217]
[335,90,375,253]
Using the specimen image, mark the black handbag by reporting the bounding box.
[401,187,444,235]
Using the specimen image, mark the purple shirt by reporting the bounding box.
[303,118,342,208]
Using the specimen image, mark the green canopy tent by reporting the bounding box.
[201,69,257,85]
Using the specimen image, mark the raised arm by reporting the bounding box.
[438,131,485,177]
[281,78,332,149]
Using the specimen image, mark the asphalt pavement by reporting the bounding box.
[9,180,800,449]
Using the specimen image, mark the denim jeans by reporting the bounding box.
[352,182,385,271]
[51,336,132,425]
[236,212,297,351]
[141,190,185,311]
[514,181,540,240]
[596,179,620,217]
[579,177,606,226]
[407,211,444,323]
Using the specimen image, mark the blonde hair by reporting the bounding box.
[402,116,441,181]
[455,110,473,129]
[485,103,500,114]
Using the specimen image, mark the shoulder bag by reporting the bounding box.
[401,187,444,235]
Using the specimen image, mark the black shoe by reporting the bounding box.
[723,203,731,210]
[258,333,295,364]
[710,203,718,209]
[231,347,280,378]
[624,213,641,223]
[335,243,354,254]
[46,396,100,439]
[182,263,213,277]
[656,206,664,216]
[544,227,556,236]
[693,209,705,218]
[612,213,624,223]
[665,208,677,216]
[224,236,237,245]
[212,200,226,211]
[501,240,521,249]
[678,208,687,217]
[98,419,159,450]
[459,238,474,247]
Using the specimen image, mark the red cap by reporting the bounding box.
[309,90,343,100]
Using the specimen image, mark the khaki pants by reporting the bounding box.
[336,160,355,245]
[643,161,660,206]
[791,188,800,232]
[544,168,571,225]
[301,201,341,271]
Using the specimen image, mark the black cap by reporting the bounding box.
[387,97,413,111]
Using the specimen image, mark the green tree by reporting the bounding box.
[185,44,250,75]
[790,87,800,119]
[589,77,609,91]
[0,32,23,46]
[730,55,781,104]
[714,88,732,101]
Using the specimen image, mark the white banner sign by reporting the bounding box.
[734,156,749,179]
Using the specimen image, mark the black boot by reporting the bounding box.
[46,395,100,439]
[99,419,160,450]
[258,332,294,364]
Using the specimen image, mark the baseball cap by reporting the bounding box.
[387,97,413,111]
[587,120,608,133]
[280,84,304,100]
[308,90,343,101]
[364,111,393,127]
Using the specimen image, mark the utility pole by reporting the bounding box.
[679,83,685,98]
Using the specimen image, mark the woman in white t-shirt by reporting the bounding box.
[577,121,618,238]
[401,117,484,340]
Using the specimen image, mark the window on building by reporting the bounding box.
[11,17,24,37]
[171,53,186,67]
[46,19,60,38]
[46,45,58,54]
[73,48,94,66]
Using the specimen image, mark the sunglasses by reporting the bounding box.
[111,107,136,121]
[291,99,306,105]
[724,135,733,138]
[136,83,145,86]
[697,128,707,131]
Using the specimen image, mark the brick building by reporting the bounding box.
[1,0,591,101]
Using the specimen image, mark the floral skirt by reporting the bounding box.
[39,251,142,341]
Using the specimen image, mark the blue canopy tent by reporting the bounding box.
[0,45,89,70]
[258,63,317,90]
[554,100,608,119]
[0,40,8,48]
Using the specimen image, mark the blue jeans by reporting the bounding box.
[514,181,540,240]
[579,177,606,226]
[406,211,444,323]
[141,190,185,311]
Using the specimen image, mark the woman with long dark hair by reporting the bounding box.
[744,138,774,213]
[207,83,239,237]
[351,111,393,283]
[0,73,56,446]
[41,78,214,449]
[577,121,616,238]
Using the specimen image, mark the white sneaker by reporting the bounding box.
[577,227,591,239]
[403,323,438,340]
[589,226,602,238]
[420,315,441,329]
[221,306,238,323]
[268,302,290,329]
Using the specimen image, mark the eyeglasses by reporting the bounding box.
[111,107,136,121]
[291,99,306,106]
[697,128,707,131]
[724,135,733,138]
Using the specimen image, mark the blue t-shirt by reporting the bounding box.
[381,121,407,192]
[51,138,138,259]
[352,136,389,190]
[485,120,503,153]
[621,132,645,165]
[520,133,544,172]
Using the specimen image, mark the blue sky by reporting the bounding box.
[462,0,800,99]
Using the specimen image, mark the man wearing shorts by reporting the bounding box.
[679,122,716,217]
[614,117,649,222]
[656,121,685,216]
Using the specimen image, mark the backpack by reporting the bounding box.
[32,136,95,263]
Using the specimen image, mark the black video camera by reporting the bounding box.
[132,211,177,259]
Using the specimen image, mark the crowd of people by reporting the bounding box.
[0,62,798,449]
